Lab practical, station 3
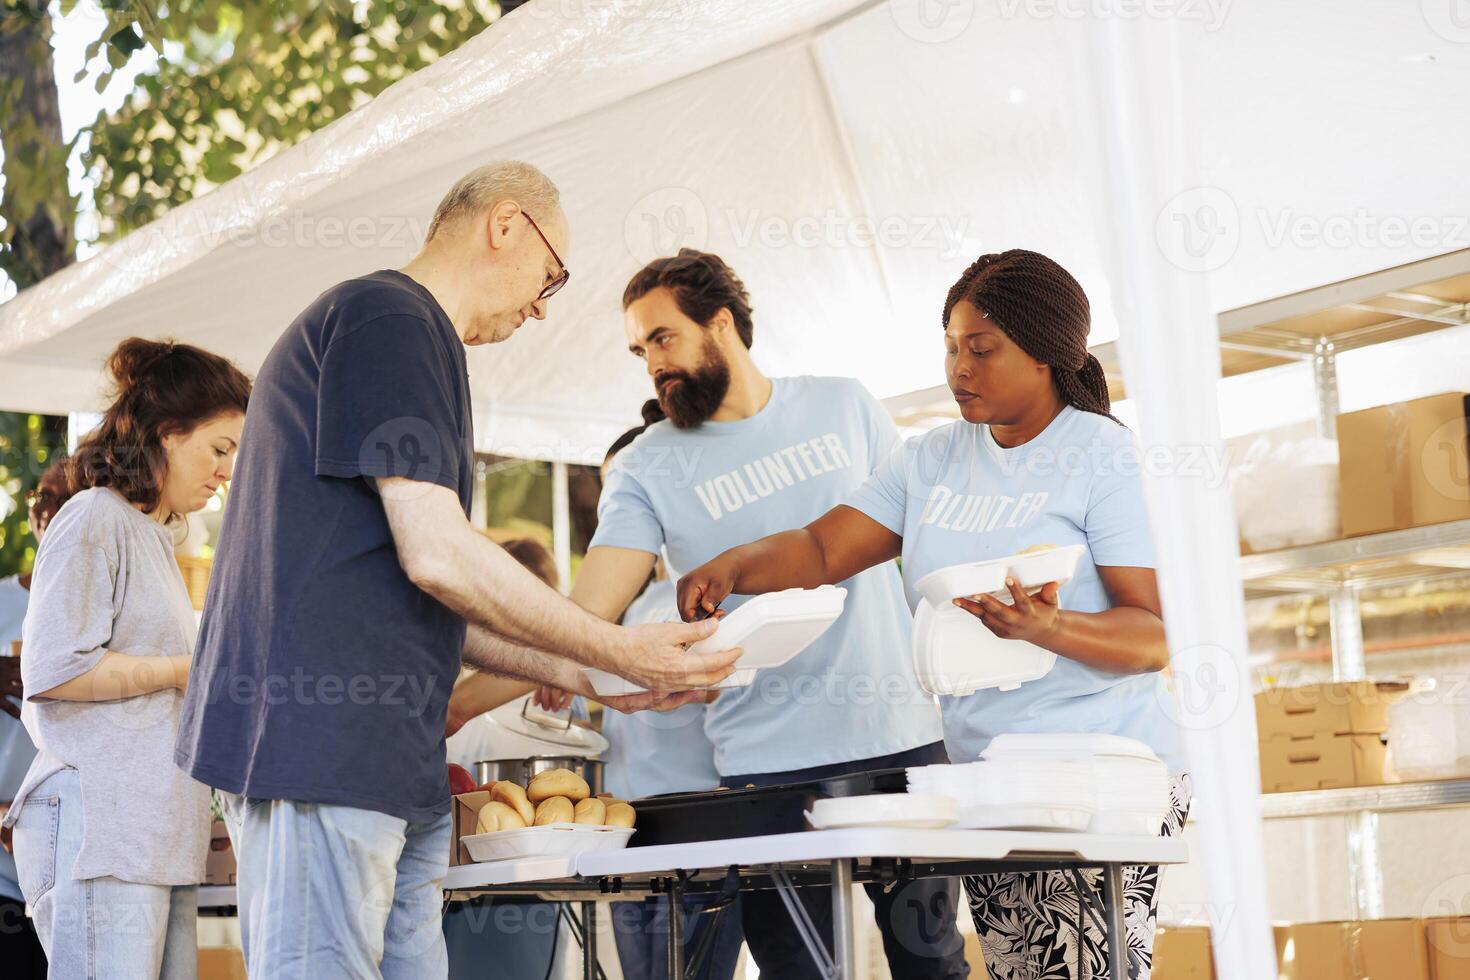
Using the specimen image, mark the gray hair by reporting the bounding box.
[425,160,561,243]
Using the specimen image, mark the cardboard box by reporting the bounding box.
[1338,392,1470,537]
[1259,732,1396,793]
[197,947,247,980]
[1274,919,1429,980]
[1153,926,1215,979]
[204,819,235,885]
[1427,917,1470,979]
[1255,682,1410,740]
[450,791,492,866]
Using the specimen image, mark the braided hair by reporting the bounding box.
[943,249,1117,423]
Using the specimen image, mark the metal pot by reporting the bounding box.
[473,756,605,795]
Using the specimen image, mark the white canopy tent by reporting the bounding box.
[3,1,1466,975]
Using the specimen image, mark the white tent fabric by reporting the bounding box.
[2,3,1467,975]
[2,0,1466,459]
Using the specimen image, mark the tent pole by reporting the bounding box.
[1081,17,1278,979]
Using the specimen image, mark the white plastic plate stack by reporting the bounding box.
[906,760,1097,832]
[583,586,848,696]
[982,733,1170,836]
[806,793,959,831]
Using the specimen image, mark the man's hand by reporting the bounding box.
[598,689,720,715]
[0,658,22,720]
[608,619,740,692]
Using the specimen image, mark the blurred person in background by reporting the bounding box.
[3,338,250,977]
[0,458,72,979]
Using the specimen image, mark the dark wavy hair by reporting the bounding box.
[67,338,252,518]
[622,248,755,349]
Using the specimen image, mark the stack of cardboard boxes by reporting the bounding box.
[1255,682,1405,793]
[1154,918,1470,979]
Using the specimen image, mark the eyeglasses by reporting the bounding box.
[523,212,569,302]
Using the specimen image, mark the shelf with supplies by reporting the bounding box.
[1236,518,1470,599]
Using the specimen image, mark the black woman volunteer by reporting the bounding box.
[677,250,1190,980]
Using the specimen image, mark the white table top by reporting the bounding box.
[201,827,1187,907]
[573,827,1187,881]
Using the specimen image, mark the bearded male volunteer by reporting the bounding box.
[567,249,968,979]
[176,164,737,980]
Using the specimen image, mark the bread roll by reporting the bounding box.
[491,781,535,825]
[533,796,575,826]
[476,801,526,834]
[605,802,636,829]
[1018,543,1057,554]
[573,798,607,826]
[527,769,590,804]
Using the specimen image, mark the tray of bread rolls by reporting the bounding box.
[464,767,637,861]
[629,767,909,847]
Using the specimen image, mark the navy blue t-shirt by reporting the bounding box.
[176,270,474,822]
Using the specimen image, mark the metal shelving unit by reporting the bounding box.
[1259,778,1470,820]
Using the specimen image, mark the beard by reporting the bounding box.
[655,338,731,429]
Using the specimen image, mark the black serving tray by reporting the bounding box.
[628,767,909,847]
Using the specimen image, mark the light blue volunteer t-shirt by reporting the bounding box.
[846,406,1185,773]
[0,575,38,902]
[592,376,943,776]
[597,579,722,800]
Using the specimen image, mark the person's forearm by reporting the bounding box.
[1038,607,1169,674]
[427,526,623,667]
[35,652,187,702]
[460,624,586,690]
[725,529,836,593]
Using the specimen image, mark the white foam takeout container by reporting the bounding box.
[913,544,1086,608]
[911,598,1057,696]
[461,823,635,863]
[583,586,848,697]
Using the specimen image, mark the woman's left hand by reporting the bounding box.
[953,577,1063,646]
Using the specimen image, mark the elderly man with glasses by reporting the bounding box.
[177,161,739,980]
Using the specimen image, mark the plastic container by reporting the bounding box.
[913,545,1085,607]
[911,598,1057,696]
[583,586,847,696]
[1387,696,1470,780]
[806,793,959,830]
[460,823,635,863]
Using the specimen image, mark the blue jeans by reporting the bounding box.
[12,767,198,979]
[724,742,971,980]
[220,793,452,980]
[442,898,565,978]
[612,892,744,980]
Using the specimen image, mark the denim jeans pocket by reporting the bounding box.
[15,795,60,903]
